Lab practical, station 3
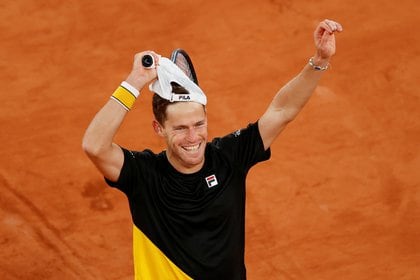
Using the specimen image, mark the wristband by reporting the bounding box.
[110,82,140,111]
[121,81,140,98]
[308,57,329,71]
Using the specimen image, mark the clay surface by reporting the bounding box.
[1,0,419,279]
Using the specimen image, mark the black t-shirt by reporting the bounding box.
[106,121,270,280]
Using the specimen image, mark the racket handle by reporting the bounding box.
[142,54,154,68]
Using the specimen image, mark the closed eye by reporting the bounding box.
[194,121,206,128]
[173,126,188,131]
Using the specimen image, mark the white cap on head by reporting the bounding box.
[149,57,207,105]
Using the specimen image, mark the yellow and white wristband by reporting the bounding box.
[110,81,140,111]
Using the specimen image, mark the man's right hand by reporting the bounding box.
[125,51,161,91]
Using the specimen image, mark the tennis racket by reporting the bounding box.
[170,48,199,85]
[141,49,199,85]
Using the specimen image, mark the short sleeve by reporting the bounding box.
[105,148,157,196]
[211,121,271,171]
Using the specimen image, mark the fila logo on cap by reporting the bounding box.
[172,94,191,102]
[205,175,218,188]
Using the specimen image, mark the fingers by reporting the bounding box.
[319,19,343,34]
[149,51,161,67]
[313,19,342,59]
[134,51,161,69]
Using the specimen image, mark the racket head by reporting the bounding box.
[170,48,199,85]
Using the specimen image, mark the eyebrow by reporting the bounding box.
[172,120,206,130]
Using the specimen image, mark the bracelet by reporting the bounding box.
[110,82,140,111]
[308,57,329,71]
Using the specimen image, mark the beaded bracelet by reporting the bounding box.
[308,57,329,71]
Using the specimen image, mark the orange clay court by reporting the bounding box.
[1,0,419,279]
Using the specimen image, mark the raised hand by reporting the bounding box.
[126,51,161,91]
[313,19,343,61]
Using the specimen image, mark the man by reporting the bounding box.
[82,19,342,279]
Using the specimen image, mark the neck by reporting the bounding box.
[166,152,205,174]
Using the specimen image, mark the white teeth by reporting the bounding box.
[183,144,199,151]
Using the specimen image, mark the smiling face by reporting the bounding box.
[153,101,208,174]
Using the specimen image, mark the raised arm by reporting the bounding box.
[82,51,159,182]
[259,19,343,150]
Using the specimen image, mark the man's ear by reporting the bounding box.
[152,120,164,137]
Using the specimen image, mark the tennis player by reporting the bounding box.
[82,19,342,280]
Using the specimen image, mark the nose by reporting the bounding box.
[185,127,199,142]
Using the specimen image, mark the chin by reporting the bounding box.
[184,153,204,165]
[182,152,205,168]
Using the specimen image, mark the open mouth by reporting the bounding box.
[182,143,200,152]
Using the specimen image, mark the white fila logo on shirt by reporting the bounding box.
[205,175,218,188]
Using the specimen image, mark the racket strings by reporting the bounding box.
[174,54,194,81]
